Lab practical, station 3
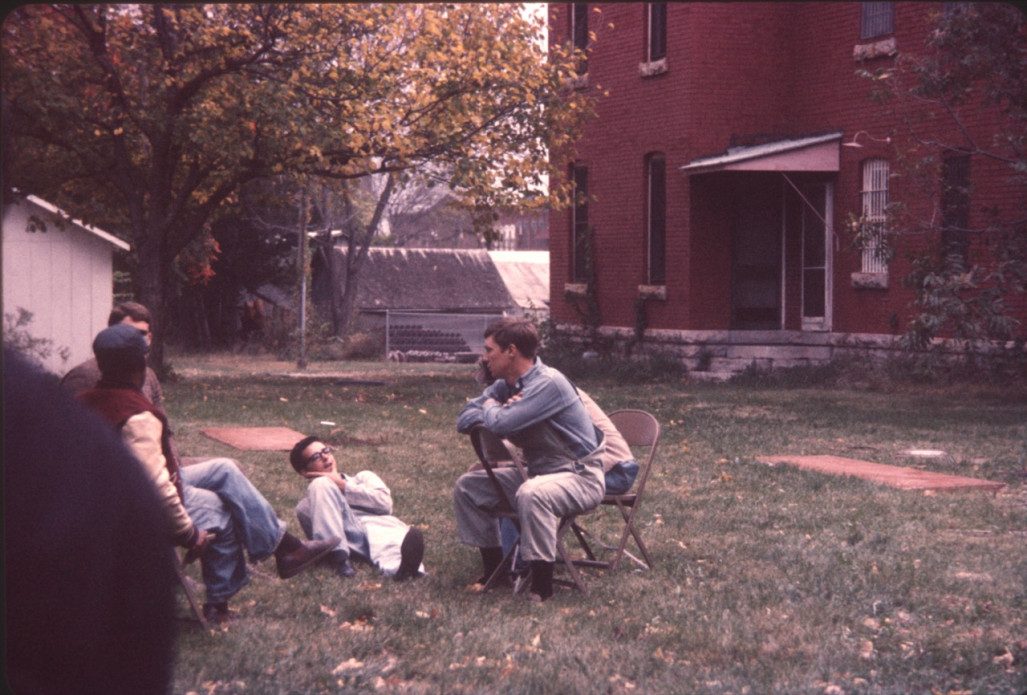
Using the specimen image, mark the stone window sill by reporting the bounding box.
[853,36,897,61]
[564,283,588,298]
[566,74,589,91]
[639,58,668,78]
[851,272,889,290]
[637,284,667,300]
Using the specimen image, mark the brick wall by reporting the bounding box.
[548,2,1026,341]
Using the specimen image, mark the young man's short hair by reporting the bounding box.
[289,435,321,474]
[484,318,539,360]
[108,302,153,327]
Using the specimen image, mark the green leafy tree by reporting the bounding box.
[2,4,595,372]
[863,3,1027,355]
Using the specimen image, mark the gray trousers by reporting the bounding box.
[453,459,604,563]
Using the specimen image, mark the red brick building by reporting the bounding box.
[547,2,1026,373]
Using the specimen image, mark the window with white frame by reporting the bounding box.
[861,2,893,39]
[941,154,971,271]
[572,3,589,74]
[647,3,667,63]
[860,158,889,273]
[571,163,590,283]
[646,153,666,285]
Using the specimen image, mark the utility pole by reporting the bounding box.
[297,189,309,369]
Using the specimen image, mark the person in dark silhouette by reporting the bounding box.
[4,347,177,694]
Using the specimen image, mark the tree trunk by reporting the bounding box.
[134,236,173,379]
[336,174,395,337]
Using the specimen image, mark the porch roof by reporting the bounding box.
[680,132,843,175]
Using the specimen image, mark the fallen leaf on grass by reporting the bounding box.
[339,619,374,632]
[332,658,364,676]
[609,673,636,689]
[992,647,1014,668]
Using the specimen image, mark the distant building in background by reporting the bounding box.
[321,247,524,361]
[492,208,550,251]
[384,184,550,252]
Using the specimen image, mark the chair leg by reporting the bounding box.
[172,551,209,630]
[609,504,653,571]
[554,518,588,594]
[481,542,520,593]
[571,522,599,561]
[568,521,616,570]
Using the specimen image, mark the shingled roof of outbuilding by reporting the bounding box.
[331,247,518,313]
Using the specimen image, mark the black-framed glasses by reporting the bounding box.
[306,446,333,465]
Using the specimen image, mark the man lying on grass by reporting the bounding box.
[289,436,425,581]
[454,318,606,602]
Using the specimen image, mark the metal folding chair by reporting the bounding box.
[172,548,209,630]
[468,426,589,594]
[571,409,660,571]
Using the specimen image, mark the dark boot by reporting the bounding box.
[202,601,235,624]
[395,527,424,581]
[528,560,554,601]
[476,546,505,585]
[328,549,356,578]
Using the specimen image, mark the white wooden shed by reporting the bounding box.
[2,195,130,375]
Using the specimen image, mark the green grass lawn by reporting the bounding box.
[163,355,1027,695]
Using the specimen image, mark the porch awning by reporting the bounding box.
[680,132,842,175]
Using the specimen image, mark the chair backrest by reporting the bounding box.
[468,425,525,513]
[470,425,515,466]
[607,409,660,497]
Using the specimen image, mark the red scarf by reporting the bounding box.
[78,384,184,500]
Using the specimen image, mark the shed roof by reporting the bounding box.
[19,194,130,251]
[488,250,549,311]
[332,247,517,313]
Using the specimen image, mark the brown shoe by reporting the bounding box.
[202,602,236,625]
[276,537,340,579]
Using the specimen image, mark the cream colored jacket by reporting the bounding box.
[121,412,196,544]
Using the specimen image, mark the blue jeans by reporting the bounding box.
[180,459,287,604]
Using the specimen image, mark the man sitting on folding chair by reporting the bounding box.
[495,387,639,574]
[454,318,605,602]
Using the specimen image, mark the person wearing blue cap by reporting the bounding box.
[78,323,340,625]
